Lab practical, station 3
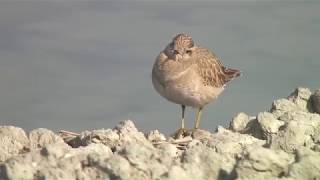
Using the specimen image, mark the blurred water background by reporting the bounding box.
[0,1,319,134]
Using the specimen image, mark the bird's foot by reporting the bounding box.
[173,128,190,139]
[189,128,212,140]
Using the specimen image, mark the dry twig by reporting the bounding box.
[59,130,80,136]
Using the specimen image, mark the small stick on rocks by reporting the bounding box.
[59,130,80,136]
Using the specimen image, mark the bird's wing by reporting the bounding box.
[194,47,241,87]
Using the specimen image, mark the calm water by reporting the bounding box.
[0,2,319,134]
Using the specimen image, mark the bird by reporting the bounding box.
[152,33,241,138]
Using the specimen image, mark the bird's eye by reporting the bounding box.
[186,50,192,54]
[173,50,179,54]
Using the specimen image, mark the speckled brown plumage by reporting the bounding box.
[152,33,241,137]
[193,47,241,87]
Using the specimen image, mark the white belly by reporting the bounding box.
[152,70,224,107]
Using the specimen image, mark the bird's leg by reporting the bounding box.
[181,105,185,129]
[173,105,188,139]
[194,107,203,129]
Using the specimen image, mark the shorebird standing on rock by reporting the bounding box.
[152,33,241,138]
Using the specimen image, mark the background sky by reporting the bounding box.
[0,1,319,134]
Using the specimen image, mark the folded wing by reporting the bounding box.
[195,48,241,88]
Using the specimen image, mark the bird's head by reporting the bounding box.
[165,33,195,60]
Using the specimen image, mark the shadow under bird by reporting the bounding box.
[152,33,241,138]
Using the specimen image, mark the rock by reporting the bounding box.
[269,111,320,153]
[271,98,298,118]
[235,146,294,180]
[114,120,150,150]
[78,129,120,149]
[160,165,189,180]
[0,87,320,180]
[0,156,35,180]
[29,128,65,149]
[157,143,180,167]
[181,144,226,179]
[146,130,166,142]
[191,129,212,140]
[115,119,139,134]
[119,142,168,179]
[206,127,266,176]
[257,112,285,135]
[230,113,265,139]
[73,120,148,152]
[272,87,313,118]
[40,142,70,159]
[288,147,320,179]
[209,127,265,155]
[287,87,313,112]
[313,144,320,152]
[230,112,251,132]
[0,143,71,180]
[0,126,29,162]
[99,155,133,180]
[311,89,320,114]
[278,109,320,123]
[0,142,114,180]
[312,124,320,145]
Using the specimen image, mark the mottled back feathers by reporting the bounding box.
[193,47,241,87]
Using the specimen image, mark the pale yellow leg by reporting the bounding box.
[181,105,185,129]
[194,107,203,129]
[174,105,187,138]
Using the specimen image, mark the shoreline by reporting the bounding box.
[0,87,320,180]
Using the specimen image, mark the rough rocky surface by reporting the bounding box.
[0,126,29,162]
[312,89,320,114]
[0,87,320,180]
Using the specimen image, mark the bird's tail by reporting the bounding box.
[224,68,242,81]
